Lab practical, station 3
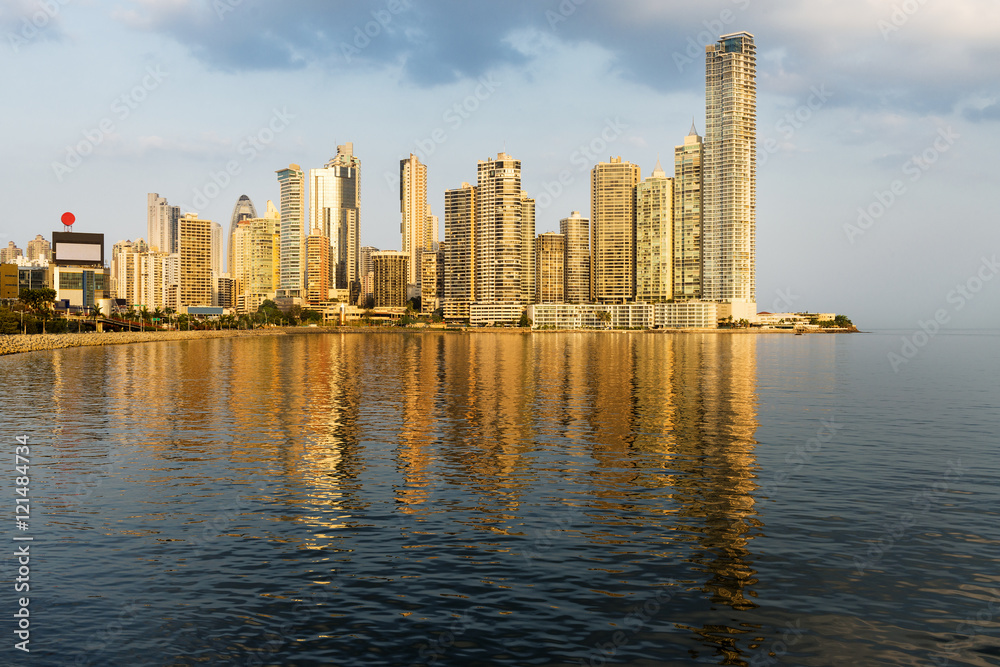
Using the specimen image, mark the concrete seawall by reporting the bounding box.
[0,329,285,357]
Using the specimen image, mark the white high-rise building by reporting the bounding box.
[400,154,436,288]
[147,193,180,253]
[474,153,529,306]
[276,164,306,302]
[704,31,756,308]
[310,143,361,293]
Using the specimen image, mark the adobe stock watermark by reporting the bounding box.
[843,126,959,244]
[888,254,999,373]
[408,610,478,667]
[383,76,501,190]
[182,107,295,211]
[51,65,169,182]
[535,117,629,211]
[929,588,1000,667]
[7,0,72,53]
[852,460,966,575]
[747,619,807,666]
[518,507,584,565]
[759,85,832,166]
[759,417,843,495]
[579,582,679,667]
[770,287,800,313]
[672,0,752,73]
[340,0,412,62]
[878,0,928,40]
[545,0,587,30]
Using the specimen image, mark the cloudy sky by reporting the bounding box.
[2,0,998,329]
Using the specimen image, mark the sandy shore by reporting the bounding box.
[0,328,286,357]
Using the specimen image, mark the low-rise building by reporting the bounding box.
[527,302,718,330]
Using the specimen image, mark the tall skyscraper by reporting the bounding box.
[674,122,704,300]
[276,164,306,302]
[591,157,640,304]
[147,193,180,254]
[360,245,379,305]
[211,222,223,277]
[704,31,756,306]
[311,143,361,292]
[560,211,590,304]
[521,193,536,305]
[475,153,528,305]
[400,154,438,288]
[227,195,257,275]
[178,213,213,308]
[443,182,476,320]
[635,160,673,303]
[535,232,565,304]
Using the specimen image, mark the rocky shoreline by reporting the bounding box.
[0,329,285,357]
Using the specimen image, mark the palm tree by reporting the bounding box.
[152,307,164,330]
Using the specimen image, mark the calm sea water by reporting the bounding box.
[1,331,998,666]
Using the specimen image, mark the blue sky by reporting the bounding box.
[2,0,998,329]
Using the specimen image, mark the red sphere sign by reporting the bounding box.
[61,212,75,226]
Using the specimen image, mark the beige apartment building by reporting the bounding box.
[560,211,590,304]
[635,161,673,302]
[591,157,640,303]
[535,232,565,304]
[443,182,476,320]
[373,251,409,308]
[179,214,213,308]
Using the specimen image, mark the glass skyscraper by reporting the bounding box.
[704,32,756,306]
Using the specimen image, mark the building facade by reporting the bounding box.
[227,194,257,276]
[443,182,476,320]
[276,164,306,303]
[591,157,640,303]
[311,143,361,293]
[26,235,51,263]
[400,154,437,288]
[179,214,213,308]
[420,250,444,315]
[1,242,22,264]
[475,153,528,306]
[560,211,590,304]
[674,123,704,300]
[147,193,180,253]
[635,161,673,303]
[233,201,280,313]
[372,251,409,308]
[305,234,331,305]
[535,232,565,304]
[704,32,757,305]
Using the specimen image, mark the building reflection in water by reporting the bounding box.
[41,330,762,662]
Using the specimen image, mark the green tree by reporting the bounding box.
[518,311,532,328]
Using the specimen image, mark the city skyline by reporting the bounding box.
[4,2,997,328]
